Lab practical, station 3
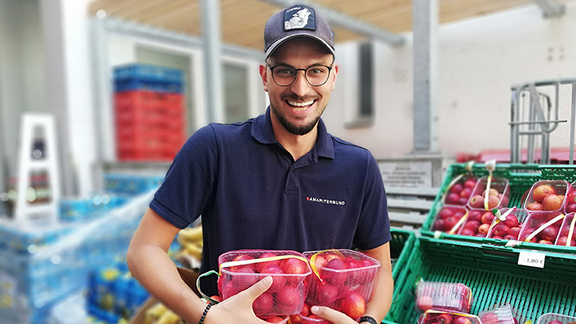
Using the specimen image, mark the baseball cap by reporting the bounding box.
[264,4,335,59]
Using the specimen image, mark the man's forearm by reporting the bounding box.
[364,266,394,322]
[127,241,206,323]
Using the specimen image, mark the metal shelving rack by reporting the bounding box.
[510,79,576,165]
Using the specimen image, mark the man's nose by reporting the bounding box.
[290,70,311,96]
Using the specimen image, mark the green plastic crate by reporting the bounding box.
[389,228,416,281]
[385,236,576,324]
[421,163,576,252]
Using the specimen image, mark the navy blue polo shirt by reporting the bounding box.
[150,108,390,296]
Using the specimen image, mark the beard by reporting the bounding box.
[270,98,324,136]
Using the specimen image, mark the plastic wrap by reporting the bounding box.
[467,176,510,211]
[217,250,311,317]
[415,281,473,313]
[478,303,517,324]
[302,249,380,322]
[418,310,481,324]
[536,313,576,324]
[524,180,569,212]
[0,189,156,324]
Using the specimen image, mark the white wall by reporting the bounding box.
[0,0,46,183]
[324,1,576,159]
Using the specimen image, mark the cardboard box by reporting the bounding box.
[129,267,200,324]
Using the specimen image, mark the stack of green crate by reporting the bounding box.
[385,163,576,324]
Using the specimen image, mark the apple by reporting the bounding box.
[556,236,576,246]
[446,193,461,204]
[487,195,500,209]
[433,219,445,231]
[450,183,463,194]
[230,254,255,272]
[460,188,473,198]
[264,316,286,323]
[492,223,510,237]
[259,264,286,292]
[566,203,576,213]
[282,258,309,284]
[482,188,499,197]
[231,267,258,291]
[439,208,455,219]
[542,194,563,211]
[480,312,499,324]
[481,212,495,225]
[478,224,491,235]
[533,184,556,203]
[322,258,348,285]
[463,220,480,233]
[315,283,339,304]
[527,202,543,210]
[469,195,485,208]
[257,252,279,272]
[468,210,483,222]
[416,295,433,311]
[253,292,274,316]
[464,179,477,189]
[503,214,519,228]
[444,217,459,231]
[276,285,301,313]
[340,292,366,320]
[540,226,559,241]
[509,226,521,238]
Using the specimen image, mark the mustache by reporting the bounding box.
[281,94,318,101]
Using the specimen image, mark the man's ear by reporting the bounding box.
[331,64,339,91]
[259,64,269,92]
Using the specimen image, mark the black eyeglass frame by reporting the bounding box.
[266,62,334,87]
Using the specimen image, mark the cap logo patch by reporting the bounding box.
[284,6,315,31]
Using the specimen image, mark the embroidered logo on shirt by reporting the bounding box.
[307,196,346,206]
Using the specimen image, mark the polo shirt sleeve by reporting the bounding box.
[353,154,391,250]
[150,124,218,229]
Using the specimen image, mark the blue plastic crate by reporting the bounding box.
[114,78,183,93]
[113,64,183,83]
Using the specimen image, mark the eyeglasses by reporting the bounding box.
[266,63,333,87]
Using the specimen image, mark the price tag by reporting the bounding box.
[518,251,545,268]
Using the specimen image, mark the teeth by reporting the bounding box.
[288,100,314,107]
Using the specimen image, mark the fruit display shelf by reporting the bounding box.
[420,163,576,253]
[383,236,576,324]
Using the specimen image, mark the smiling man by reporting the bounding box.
[127,4,392,324]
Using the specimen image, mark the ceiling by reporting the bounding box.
[88,0,569,51]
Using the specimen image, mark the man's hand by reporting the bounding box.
[204,276,273,324]
[310,306,358,324]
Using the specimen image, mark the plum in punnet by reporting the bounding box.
[540,226,559,242]
[276,285,301,313]
[464,179,477,189]
[436,313,453,324]
[460,228,475,236]
[481,212,495,225]
[478,224,491,235]
[340,292,366,320]
[253,292,274,316]
[556,236,576,246]
[468,210,483,222]
[322,258,348,286]
[463,220,480,233]
[450,183,464,194]
[532,184,556,203]
[416,295,433,311]
[542,194,563,211]
[453,317,473,324]
[527,202,543,210]
[480,312,499,324]
[492,223,510,238]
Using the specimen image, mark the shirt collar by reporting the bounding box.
[251,107,334,159]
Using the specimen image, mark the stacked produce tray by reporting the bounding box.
[113,63,186,162]
[385,236,576,324]
[421,164,576,253]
